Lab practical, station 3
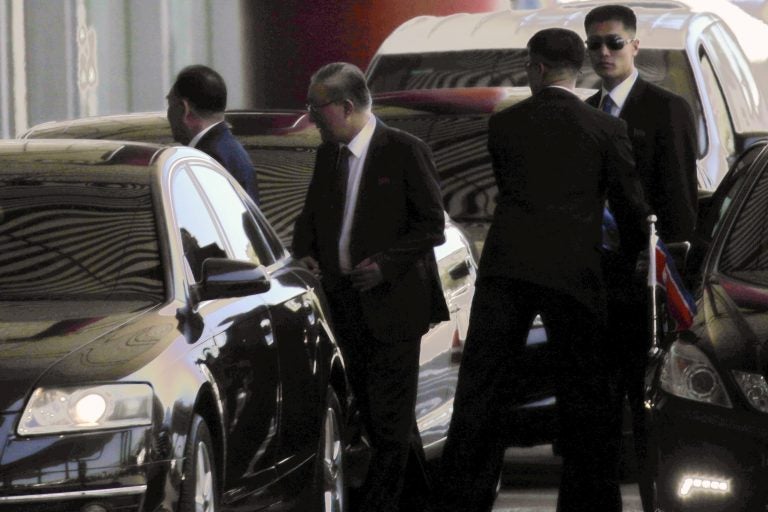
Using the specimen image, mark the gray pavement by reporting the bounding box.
[493,445,643,512]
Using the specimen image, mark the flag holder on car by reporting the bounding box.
[646,214,696,357]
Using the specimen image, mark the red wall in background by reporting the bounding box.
[244,1,506,109]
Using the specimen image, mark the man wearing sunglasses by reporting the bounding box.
[584,5,698,512]
[437,27,649,512]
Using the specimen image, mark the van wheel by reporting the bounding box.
[179,414,217,512]
[315,388,345,512]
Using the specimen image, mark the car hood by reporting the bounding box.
[693,275,768,373]
[0,300,173,412]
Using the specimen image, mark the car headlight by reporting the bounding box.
[733,371,768,413]
[18,384,153,436]
[659,341,732,408]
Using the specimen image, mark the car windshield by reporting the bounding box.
[368,49,705,154]
[0,171,165,305]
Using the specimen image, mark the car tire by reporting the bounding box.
[314,388,346,512]
[179,414,218,512]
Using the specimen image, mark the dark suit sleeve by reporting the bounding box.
[654,96,697,242]
[605,122,650,257]
[291,147,325,259]
[374,138,446,282]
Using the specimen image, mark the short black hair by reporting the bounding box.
[172,64,227,114]
[527,28,585,72]
[310,62,372,110]
[584,4,637,33]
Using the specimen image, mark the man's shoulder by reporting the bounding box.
[199,124,253,167]
[488,95,536,130]
[374,119,430,152]
[632,78,689,109]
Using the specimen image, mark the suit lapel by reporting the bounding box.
[587,89,601,108]
[349,118,388,261]
[618,77,646,124]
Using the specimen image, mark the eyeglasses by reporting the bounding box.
[585,34,636,51]
[305,100,337,113]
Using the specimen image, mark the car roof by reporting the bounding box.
[20,89,518,144]
[372,0,766,56]
[0,139,165,173]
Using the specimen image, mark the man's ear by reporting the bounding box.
[342,99,355,116]
[182,99,194,120]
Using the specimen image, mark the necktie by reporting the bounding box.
[331,145,351,231]
[601,94,615,116]
[334,145,351,206]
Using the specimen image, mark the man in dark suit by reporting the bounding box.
[437,28,648,512]
[292,62,449,512]
[584,6,698,511]
[167,64,259,204]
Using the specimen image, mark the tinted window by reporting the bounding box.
[719,160,768,286]
[190,165,275,267]
[0,174,164,303]
[705,144,765,239]
[172,167,228,283]
[246,146,316,246]
[368,49,705,154]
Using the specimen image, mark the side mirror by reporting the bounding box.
[192,258,271,303]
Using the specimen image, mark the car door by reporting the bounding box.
[688,140,768,287]
[188,165,323,487]
[171,163,282,508]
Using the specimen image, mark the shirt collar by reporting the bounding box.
[601,68,639,112]
[189,120,223,148]
[344,114,376,159]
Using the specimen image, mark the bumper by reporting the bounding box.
[0,422,178,512]
[0,486,146,512]
[651,394,768,512]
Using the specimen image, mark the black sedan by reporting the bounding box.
[0,139,357,512]
[648,138,768,512]
[21,104,481,457]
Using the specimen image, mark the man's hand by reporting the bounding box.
[350,257,384,291]
[299,255,322,278]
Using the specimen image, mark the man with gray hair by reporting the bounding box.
[293,62,449,512]
[437,28,649,511]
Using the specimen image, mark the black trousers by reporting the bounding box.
[438,277,622,512]
[326,284,430,512]
[607,287,655,512]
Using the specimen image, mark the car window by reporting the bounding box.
[699,51,736,160]
[0,171,164,305]
[367,49,705,156]
[189,164,275,267]
[718,159,768,286]
[171,167,229,283]
[704,143,766,239]
[704,23,762,134]
[244,145,317,247]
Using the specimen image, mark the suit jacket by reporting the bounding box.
[196,122,260,204]
[587,78,697,242]
[482,87,649,312]
[292,118,450,341]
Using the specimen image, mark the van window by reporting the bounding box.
[368,48,705,154]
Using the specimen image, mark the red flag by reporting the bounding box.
[654,238,697,331]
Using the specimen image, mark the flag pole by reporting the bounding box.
[647,215,659,357]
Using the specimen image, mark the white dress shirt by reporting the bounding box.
[338,114,376,272]
[188,121,223,148]
[600,68,639,117]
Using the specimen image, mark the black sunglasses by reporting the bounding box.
[585,34,636,51]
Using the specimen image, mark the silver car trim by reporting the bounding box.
[0,485,147,503]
